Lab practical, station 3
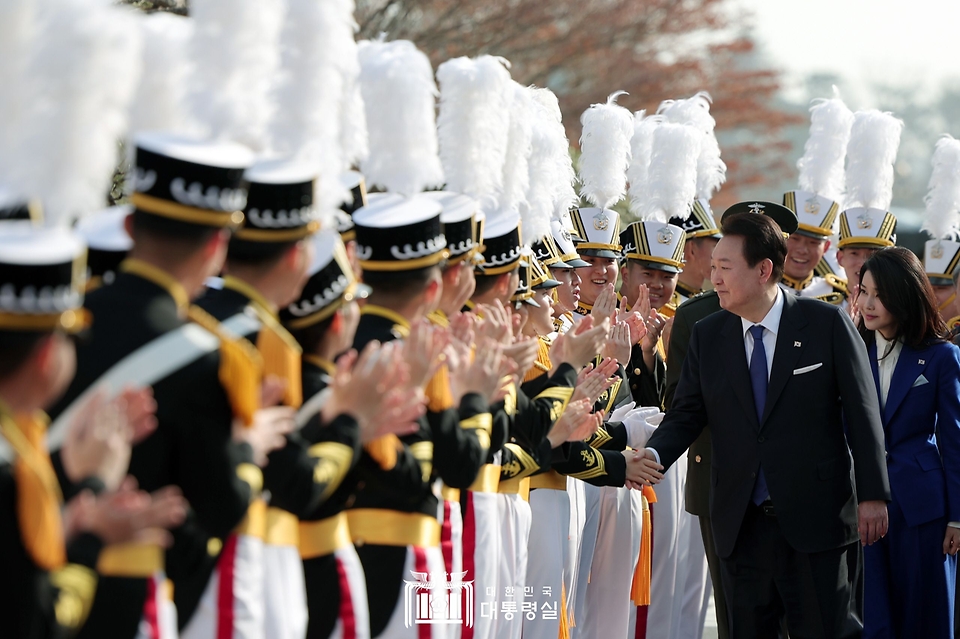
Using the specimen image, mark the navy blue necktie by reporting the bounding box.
[749,324,770,505]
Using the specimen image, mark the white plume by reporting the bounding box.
[437,55,513,213]
[499,82,536,241]
[578,92,633,209]
[358,39,443,196]
[797,91,854,202]
[844,109,903,210]
[189,0,283,152]
[17,0,142,226]
[527,87,576,236]
[922,135,960,241]
[0,0,36,189]
[637,123,701,223]
[271,0,360,216]
[626,111,661,218]
[129,13,194,135]
[657,91,726,201]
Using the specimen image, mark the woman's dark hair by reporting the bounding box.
[857,246,946,349]
[719,213,787,282]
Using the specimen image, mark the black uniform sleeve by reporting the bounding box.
[551,441,626,487]
[429,393,492,489]
[263,413,362,517]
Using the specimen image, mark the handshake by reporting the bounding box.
[607,401,667,491]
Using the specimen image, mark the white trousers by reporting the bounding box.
[570,482,601,639]
[377,545,450,639]
[463,491,500,639]
[329,545,371,639]
[580,486,643,639]
[523,488,570,639]
[181,533,265,639]
[133,571,178,639]
[263,543,308,639]
[495,493,531,639]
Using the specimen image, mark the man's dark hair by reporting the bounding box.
[129,210,222,257]
[288,315,335,354]
[472,269,513,298]
[858,247,946,349]
[362,264,442,299]
[719,213,787,282]
[0,331,48,380]
[225,239,298,268]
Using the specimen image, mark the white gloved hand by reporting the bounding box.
[608,401,636,423]
[623,406,665,449]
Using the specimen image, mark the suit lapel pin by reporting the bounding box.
[919,359,925,365]
[794,341,801,347]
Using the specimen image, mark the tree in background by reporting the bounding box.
[356,0,801,209]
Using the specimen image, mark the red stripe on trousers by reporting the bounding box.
[460,493,477,639]
[635,503,654,639]
[441,500,454,575]
[413,547,431,639]
[142,574,160,639]
[217,534,239,639]
[335,554,357,639]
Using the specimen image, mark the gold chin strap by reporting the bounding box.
[0,407,66,570]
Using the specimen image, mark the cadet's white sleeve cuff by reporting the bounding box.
[948,522,960,530]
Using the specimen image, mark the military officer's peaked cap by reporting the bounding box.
[721,201,799,236]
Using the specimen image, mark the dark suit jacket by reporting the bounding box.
[665,291,722,516]
[647,293,891,559]
[869,339,960,526]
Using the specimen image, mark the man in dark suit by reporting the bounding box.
[641,209,891,638]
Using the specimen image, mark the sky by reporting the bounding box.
[737,0,960,101]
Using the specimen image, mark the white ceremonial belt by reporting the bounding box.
[35,312,257,460]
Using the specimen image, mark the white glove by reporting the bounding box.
[623,406,665,449]
[608,401,636,423]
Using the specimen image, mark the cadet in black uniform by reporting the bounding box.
[48,134,292,638]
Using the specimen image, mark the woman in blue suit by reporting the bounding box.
[858,247,960,638]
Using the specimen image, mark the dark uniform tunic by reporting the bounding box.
[48,264,258,637]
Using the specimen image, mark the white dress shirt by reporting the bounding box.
[648,289,785,465]
[740,288,785,380]
[874,332,903,410]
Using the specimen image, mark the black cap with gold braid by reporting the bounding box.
[353,194,449,272]
[129,132,253,229]
[0,223,89,333]
[336,171,368,242]
[280,229,371,329]
[669,199,721,240]
[232,159,320,245]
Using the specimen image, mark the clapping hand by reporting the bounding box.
[570,357,618,406]
[546,400,602,447]
[450,339,509,405]
[61,386,159,491]
[233,377,296,467]
[590,284,618,324]
[602,321,633,366]
[550,315,610,372]
[405,320,451,389]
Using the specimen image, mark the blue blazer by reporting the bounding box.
[870,339,960,526]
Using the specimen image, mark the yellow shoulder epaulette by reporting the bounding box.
[824,273,849,297]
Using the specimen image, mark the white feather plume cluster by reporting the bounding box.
[636,123,701,223]
[797,93,854,203]
[189,0,283,152]
[922,136,960,241]
[657,92,726,201]
[437,55,513,212]
[626,111,661,218]
[0,0,36,193]
[843,109,903,210]
[527,87,576,238]
[498,82,537,241]
[337,0,368,172]
[16,0,141,226]
[358,39,443,196]
[578,92,633,209]
[129,13,194,135]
